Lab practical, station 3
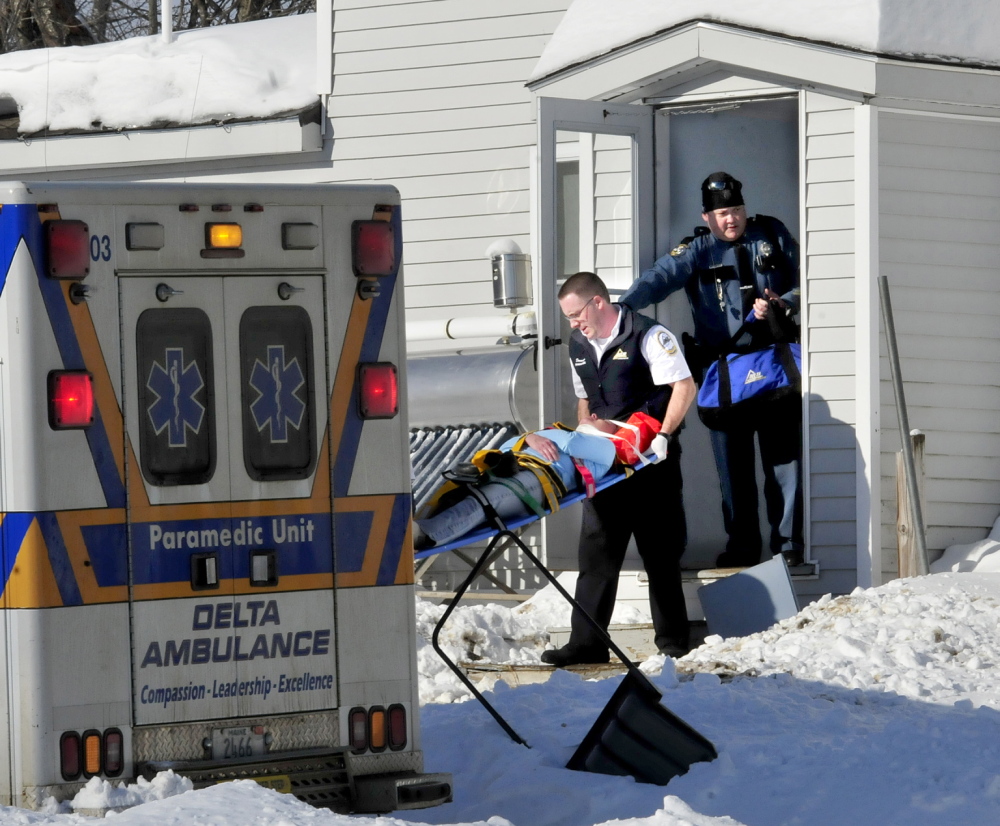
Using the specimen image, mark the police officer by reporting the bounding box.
[620,172,804,568]
[539,272,696,667]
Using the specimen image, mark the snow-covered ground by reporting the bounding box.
[6,547,1000,826]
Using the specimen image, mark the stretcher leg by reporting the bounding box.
[429,487,649,747]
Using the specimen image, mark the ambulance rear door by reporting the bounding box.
[121,272,334,727]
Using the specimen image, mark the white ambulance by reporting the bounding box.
[0,181,451,813]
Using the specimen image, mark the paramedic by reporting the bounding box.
[541,271,697,667]
[620,171,804,569]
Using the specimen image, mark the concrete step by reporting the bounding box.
[460,621,711,688]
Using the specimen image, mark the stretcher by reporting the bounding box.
[415,467,717,784]
[412,469,627,562]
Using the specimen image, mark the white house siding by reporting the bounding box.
[592,133,634,291]
[878,111,1000,569]
[803,92,860,598]
[327,0,571,353]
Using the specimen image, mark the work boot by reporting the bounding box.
[540,643,610,667]
[778,548,804,567]
[656,641,690,659]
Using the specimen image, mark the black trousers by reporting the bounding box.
[568,445,689,652]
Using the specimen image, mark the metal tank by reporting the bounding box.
[406,345,540,432]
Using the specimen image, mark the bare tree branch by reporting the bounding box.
[1,0,313,52]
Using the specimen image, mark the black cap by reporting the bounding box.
[701,171,744,212]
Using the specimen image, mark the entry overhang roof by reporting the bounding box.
[531,0,1000,85]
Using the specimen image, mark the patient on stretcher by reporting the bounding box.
[413,426,626,550]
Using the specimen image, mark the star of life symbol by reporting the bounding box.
[249,345,306,443]
[744,369,765,384]
[147,347,205,448]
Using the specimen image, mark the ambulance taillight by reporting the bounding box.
[388,704,407,750]
[103,729,124,777]
[352,220,395,276]
[48,371,95,429]
[369,707,387,752]
[59,733,81,780]
[45,219,90,279]
[349,707,368,753]
[358,362,398,419]
[82,730,101,777]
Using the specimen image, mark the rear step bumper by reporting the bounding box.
[138,747,452,813]
[354,770,454,813]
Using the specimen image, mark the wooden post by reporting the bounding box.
[896,431,926,578]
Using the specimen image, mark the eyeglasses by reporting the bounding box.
[706,180,732,191]
[564,295,595,322]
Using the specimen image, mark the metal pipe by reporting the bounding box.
[161,0,173,43]
[407,312,537,343]
[878,275,929,576]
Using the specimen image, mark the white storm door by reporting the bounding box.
[535,96,655,426]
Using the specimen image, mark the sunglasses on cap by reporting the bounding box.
[706,180,733,191]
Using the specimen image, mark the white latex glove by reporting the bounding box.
[650,434,669,464]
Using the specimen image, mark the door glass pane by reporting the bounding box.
[556,160,579,277]
[239,305,315,481]
[555,130,636,422]
[136,308,216,485]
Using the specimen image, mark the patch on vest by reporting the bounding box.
[612,348,629,360]
[656,330,678,355]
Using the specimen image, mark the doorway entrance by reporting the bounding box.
[536,94,801,570]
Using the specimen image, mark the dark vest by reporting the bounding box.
[568,306,672,421]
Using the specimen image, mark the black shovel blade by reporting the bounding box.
[567,669,717,785]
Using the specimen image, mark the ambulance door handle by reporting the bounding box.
[277,282,305,301]
[155,283,184,302]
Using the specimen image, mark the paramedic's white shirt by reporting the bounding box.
[571,307,692,399]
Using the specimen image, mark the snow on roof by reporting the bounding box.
[530,0,1000,82]
[0,14,316,135]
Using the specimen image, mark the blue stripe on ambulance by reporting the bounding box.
[0,204,126,509]
[129,514,334,584]
[376,494,411,586]
[34,512,84,606]
[1,513,35,590]
[78,523,128,587]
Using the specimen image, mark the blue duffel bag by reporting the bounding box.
[696,341,801,431]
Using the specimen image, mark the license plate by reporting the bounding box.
[252,775,292,794]
[211,726,266,760]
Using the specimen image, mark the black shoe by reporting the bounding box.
[657,642,690,659]
[540,643,610,667]
[715,550,760,568]
[778,549,804,567]
[412,523,435,551]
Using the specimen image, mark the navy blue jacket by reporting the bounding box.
[620,215,799,352]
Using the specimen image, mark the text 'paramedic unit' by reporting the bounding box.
[0,181,451,813]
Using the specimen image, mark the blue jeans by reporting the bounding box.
[417,470,545,547]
